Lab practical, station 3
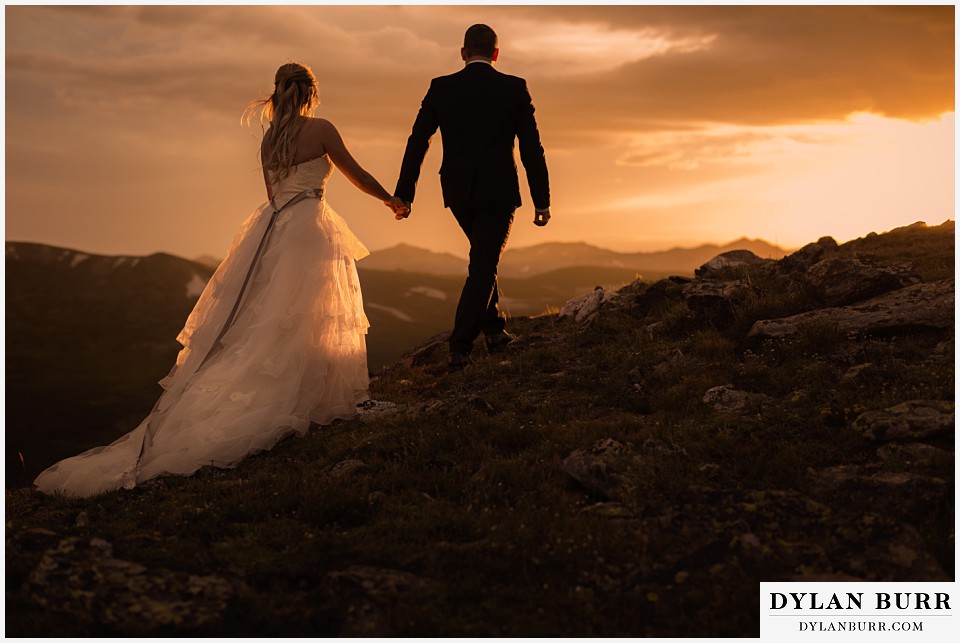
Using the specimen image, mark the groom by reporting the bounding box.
[395,23,551,370]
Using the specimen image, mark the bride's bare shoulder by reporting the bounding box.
[305,117,338,133]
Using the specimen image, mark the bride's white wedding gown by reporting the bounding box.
[34,156,370,497]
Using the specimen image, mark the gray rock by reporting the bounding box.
[465,395,496,415]
[682,279,758,326]
[806,465,948,524]
[876,443,954,469]
[22,537,233,634]
[356,399,399,422]
[562,439,642,501]
[702,385,772,415]
[327,459,367,478]
[777,236,839,273]
[397,335,447,368]
[695,250,770,278]
[328,564,431,596]
[840,363,875,383]
[806,256,919,306]
[852,399,954,441]
[559,287,618,323]
[748,278,954,338]
[629,278,685,315]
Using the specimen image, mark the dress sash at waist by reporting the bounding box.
[270,187,324,213]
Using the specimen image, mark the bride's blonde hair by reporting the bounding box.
[245,62,320,179]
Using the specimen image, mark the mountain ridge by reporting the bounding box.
[358,237,790,277]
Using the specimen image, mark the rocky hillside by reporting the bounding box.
[4,220,953,637]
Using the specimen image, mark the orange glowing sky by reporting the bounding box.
[4,4,955,260]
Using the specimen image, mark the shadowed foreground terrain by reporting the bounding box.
[5,221,954,637]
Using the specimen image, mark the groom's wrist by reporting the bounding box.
[535,206,550,213]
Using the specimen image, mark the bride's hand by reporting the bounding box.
[385,196,410,220]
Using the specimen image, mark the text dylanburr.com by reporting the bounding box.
[760,582,955,641]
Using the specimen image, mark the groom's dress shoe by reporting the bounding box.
[485,331,516,354]
[448,352,472,371]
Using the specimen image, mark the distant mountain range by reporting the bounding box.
[351,238,788,278]
[6,240,662,482]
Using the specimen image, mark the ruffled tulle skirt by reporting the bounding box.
[34,194,370,497]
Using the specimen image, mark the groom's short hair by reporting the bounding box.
[463,24,498,58]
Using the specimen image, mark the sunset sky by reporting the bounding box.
[4,4,955,261]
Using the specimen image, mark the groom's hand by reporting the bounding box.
[387,196,410,220]
[534,207,551,227]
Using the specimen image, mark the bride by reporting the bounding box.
[34,62,407,497]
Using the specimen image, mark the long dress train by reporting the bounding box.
[34,156,370,497]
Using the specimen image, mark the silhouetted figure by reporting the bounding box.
[396,24,551,370]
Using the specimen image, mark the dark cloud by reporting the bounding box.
[527,5,953,134]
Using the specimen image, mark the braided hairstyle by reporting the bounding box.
[247,62,320,179]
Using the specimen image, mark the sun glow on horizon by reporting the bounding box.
[564,111,955,253]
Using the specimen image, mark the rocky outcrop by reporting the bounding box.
[695,250,770,278]
[748,278,954,338]
[682,279,758,326]
[559,287,619,323]
[777,236,839,272]
[805,256,919,306]
[22,537,234,634]
[852,400,955,442]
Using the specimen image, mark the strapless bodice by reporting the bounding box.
[269,155,333,209]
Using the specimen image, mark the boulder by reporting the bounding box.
[628,278,686,315]
[682,279,758,326]
[840,363,875,383]
[397,334,447,368]
[806,465,948,524]
[356,399,399,422]
[22,537,233,634]
[806,256,919,306]
[777,236,839,273]
[326,459,367,478]
[695,250,770,278]
[559,287,619,323]
[748,278,954,338]
[876,443,954,470]
[702,385,772,415]
[561,439,643,501]
[852,400,954,441]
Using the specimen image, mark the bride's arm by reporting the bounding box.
[316,119,397,205]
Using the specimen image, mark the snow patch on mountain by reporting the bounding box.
[406,286,447,301]
[70,253,90,268]
[184,272,208,298]
[366,302,414,322]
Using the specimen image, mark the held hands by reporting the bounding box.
[534,208,551,227]
[385,196,410,220]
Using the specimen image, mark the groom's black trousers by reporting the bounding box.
[449,200,516,355]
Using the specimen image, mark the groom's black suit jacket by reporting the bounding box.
[395,62,549,210]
